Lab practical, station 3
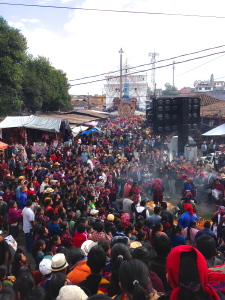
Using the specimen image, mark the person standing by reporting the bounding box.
[0,231,10,267]
[167,163,177,196]
[123,179,133,198]
[219,150,225,169]
[22,199,34,252]
[194,172,207,205]
[122,192,135,224]
[201,141,208,156]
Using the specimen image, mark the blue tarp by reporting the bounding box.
[80,128,99,135]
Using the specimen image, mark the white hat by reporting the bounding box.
[44,187,54,194]
[81,240,97,256]
[90,209,99,216]
[99,176,103,180]
[50,253,68,272]
[39,257,52,276]
[56,286,88,300]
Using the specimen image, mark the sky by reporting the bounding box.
[1,0,225,95]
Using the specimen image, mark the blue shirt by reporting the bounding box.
[195,228,217,242]
[171,235,186,248]
[48,222,60,237]
[178,212,198,228]
[19,192,27,209]
[147,214,162,228]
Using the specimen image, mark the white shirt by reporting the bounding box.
[22,207,34,233]
[136,206,150,218]
[122,198,134,218]
[40,182,48,193]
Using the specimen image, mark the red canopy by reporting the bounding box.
[0,142,8,150]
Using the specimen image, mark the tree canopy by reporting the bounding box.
[162,83,178,95]
[0,16,71,116]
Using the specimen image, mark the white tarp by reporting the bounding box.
[0,116,31,128]
[202,124,225,136]
[72,126,88,136]
[24,115,62,132]
[0,115,62,132]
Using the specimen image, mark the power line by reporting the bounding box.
[215,76,225,80]
[70,50,225,86]
[69,44,225,82]
[1,2,225,19]
[1,50,225,93]
[178,53,225,76]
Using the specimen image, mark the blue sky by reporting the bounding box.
[1,0,225,95]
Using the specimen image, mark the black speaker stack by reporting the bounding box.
[146,96,201,153]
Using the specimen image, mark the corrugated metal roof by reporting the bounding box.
[38,114,100,124]
[68,110,109,119]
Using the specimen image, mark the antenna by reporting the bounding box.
[148,51,159,93]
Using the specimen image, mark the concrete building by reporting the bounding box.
[104,60,148,111]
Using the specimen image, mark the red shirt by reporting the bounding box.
[73,231,87,248]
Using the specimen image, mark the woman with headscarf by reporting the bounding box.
[212,177,225,205]
[177,191,197,215]
[158,245,224,300]
[152,178,164,206]
[212,206,225,243]
[178,203,198,229]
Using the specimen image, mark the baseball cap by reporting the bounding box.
[39,257,52,276]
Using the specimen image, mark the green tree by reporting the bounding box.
[22,56,71,113]
[162,82,178,95]
[0,17,27,115]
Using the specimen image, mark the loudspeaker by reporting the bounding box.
[151,96,200,134]
[146,107,153,122]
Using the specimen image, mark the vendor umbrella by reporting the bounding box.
[0,142,8,150]
[80,128,99,135]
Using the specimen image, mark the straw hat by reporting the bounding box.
[129,241,142,249]
[50,253,68,272]
[44,187,54,193]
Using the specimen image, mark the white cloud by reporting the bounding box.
[60,0,74,3]
[37,0,54,4]
[21,18,40,24]
[7,0,225,95]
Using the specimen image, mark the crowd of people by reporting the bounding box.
[0,116,225,299]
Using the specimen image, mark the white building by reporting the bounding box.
[104,60,148,111]
[194,80,225,92]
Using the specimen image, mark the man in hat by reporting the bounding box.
[40,177,50,194]
[40,253,69,296]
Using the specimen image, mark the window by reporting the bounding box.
[198,88,202,90]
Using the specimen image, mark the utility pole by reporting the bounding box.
[87,92,90,109]
[172,61,175,87]
[119,48,124,101]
